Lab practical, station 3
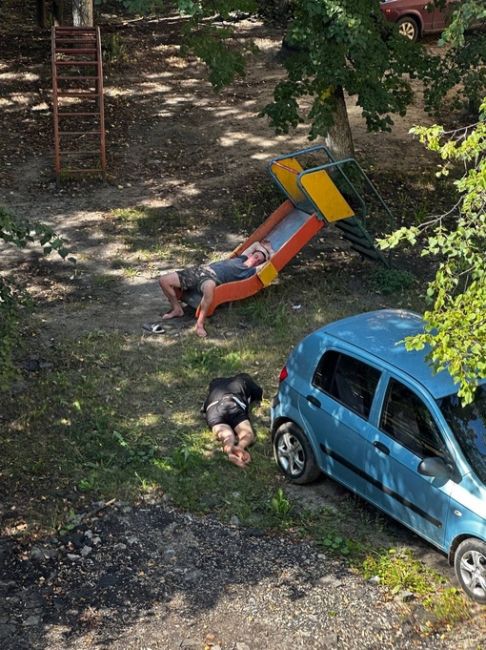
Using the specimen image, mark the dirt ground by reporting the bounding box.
[1,7,445,331]
[1,7,485,649]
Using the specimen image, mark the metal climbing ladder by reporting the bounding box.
[51,26,106,182]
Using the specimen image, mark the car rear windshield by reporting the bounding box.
[439,385,486,485]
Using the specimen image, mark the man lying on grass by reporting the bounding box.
[202,373,263,468]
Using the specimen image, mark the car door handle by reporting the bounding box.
[373,441,390,455]
[306,395,321,408]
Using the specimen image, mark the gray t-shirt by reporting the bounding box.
[206,256,256,284]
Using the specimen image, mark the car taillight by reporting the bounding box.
[279,366,288,382]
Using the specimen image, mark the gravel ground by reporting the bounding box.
[1,499,484,650]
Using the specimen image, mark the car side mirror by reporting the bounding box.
[418,456,451,479]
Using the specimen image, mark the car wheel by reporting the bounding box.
[273,422,320,485]
[397,16,419,41]
[454,538,486,604]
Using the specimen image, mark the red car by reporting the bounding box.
[380,0,456,41]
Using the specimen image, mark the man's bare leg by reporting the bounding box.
[195,280,216,337]
[159,272,184,319]
[234,419,255,464]
[212,423,247,468]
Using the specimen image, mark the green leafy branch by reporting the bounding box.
[378,100,486,404]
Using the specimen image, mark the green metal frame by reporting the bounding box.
[268,146,393,268]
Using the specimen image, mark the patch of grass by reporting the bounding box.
[111,207,161,235]
[423,587,471,629]
[363,547,470,628]
[92,273,119,288]
[182,346,248,377]
[370,268,416,295]
[363,547,433,595]
[109,206,185,233]
[238,293,288,328]
[106,206,192,257]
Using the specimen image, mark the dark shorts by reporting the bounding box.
[177,266,218,293]
[205,396,249,429]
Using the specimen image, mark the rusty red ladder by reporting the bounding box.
[51,26,106,182]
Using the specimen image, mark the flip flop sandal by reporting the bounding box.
[142,322,166,334]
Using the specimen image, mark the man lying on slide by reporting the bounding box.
[154,239,273,338]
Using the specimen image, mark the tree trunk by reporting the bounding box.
[36,1,64,27]
[36,0,47,27]
[72,0,93,26]
[324,86,355,160]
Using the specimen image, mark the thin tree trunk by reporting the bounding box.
[36,2,64,27]
[36,0,46,27]
[72,0,94,26]
[324,86,355,160]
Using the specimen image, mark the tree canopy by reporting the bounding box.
[379,101,485,404]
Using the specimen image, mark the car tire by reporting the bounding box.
[454,538,486,604]
[397,16,419,41]
[273,422,320,485]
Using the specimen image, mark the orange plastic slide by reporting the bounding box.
[193,199,325,318]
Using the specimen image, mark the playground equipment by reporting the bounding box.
[183,145,393,317]
[51,26,106,182]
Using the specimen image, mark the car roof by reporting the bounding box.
[319,309,458,399]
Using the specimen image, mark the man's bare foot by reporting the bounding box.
[195,323,208,338]
[222,442,237,456]
[227,452,247,468]
[233,448,251,464]
[162,306,184,320]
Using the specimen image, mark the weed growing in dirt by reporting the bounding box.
[270,487,292,519]
[320,532,360,557]
[122,266,139,277]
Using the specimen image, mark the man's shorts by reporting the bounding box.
[205,396,249,429]
[177,266,218,293]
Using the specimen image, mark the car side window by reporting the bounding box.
[313,350,381,419]
[380,379,446,458]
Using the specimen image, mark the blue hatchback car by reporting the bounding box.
[271,309,486,603]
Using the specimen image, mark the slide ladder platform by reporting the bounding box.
[269,146,391,268]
